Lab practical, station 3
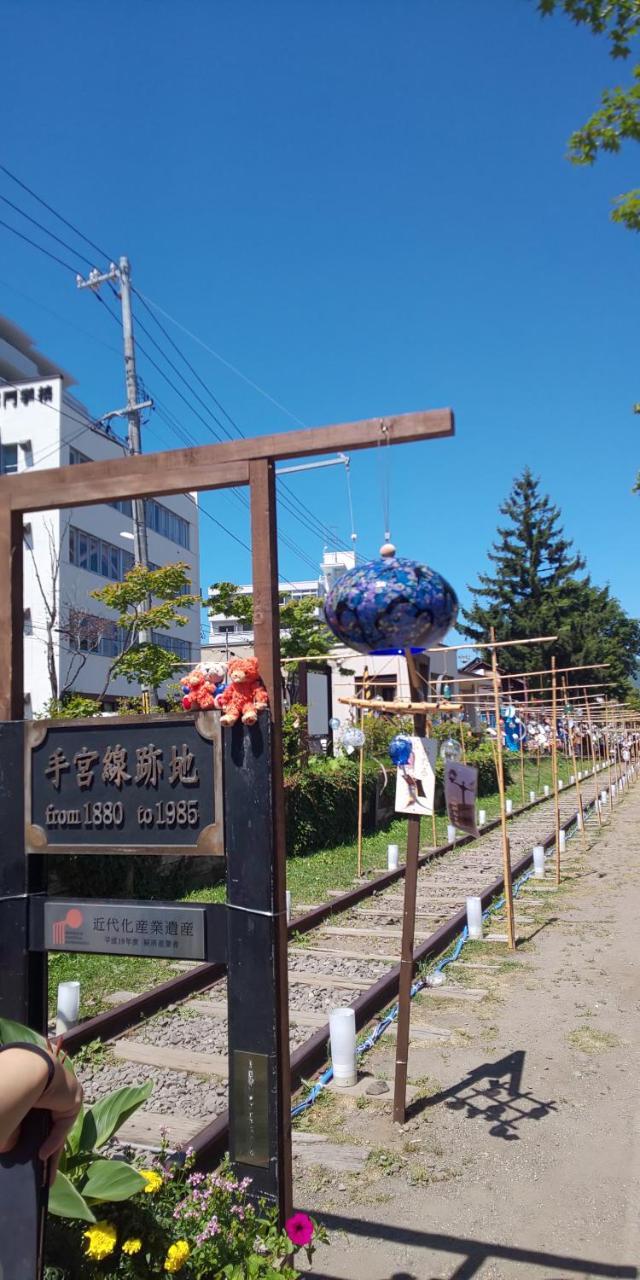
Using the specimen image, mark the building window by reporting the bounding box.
[151,631,192,662]
[356,674,397,702]
[69,446,90,466]
[1,443,18,474]
[216,623,235,634]
[68,612,123,659]
[69,526,135,580]
[145,499,190,549]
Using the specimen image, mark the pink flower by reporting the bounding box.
[285,1213,314,1247]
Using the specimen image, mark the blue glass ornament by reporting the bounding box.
[343,726,365,750]
[328,717,341,731]
[440,737,462,762]
[323,543,457,655]
[388,734,413,766]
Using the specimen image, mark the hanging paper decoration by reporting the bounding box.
[440,737,462,763]
[323,543,458,656]
[394,737,438,816]
[444,762,479,837]
[388,733,413,766]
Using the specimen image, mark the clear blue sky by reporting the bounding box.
[2,0,638,636]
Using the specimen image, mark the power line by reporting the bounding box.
[0,164,114,263]
[0,192,96,271]
[0,216,81,276]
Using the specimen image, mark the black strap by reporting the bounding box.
[0,1044,55,1093]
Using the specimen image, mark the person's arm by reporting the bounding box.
[0,1044,83,1181]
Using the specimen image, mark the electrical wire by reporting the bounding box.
[0,193,96,271]
[0,164,115,264]
[0,216,81,276]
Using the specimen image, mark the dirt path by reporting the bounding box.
[298,781,640,1280]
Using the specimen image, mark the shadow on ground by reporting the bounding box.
[406,1049,556,1140]
[306,1212,638,1280]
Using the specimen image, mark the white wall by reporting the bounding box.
[0,373,200,714]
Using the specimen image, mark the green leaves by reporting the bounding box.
[73,1081,153,1152]
[0,1017,47,1049]
[81,1158,146,1202]
[48,1172,96,1223]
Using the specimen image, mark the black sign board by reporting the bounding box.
[25,713,224,856]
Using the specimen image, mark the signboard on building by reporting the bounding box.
[25,713,223,856]
[38,899,215,961]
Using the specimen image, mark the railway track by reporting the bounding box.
[65,766,620,1165]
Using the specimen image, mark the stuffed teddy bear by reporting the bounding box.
[181,661,227,711]
[216,656,269,726]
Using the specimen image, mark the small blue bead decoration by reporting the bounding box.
[323,546,458,655]
[388,734,413,766]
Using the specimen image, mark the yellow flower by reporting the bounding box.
[83,1221,117,1261]
[122,1238,142,1255]
[140,1168,163,1194]
[164,1239,191,1272]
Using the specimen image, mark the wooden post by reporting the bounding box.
[356,706,366,878]
[551,657,561,885]
[606,700,614,809]
[583,687,602,828]
[519,684,526,805]
[490,634,516,951]
[393,651,426,1123]
[563,679,587,845]
[0,507,24,721]
[249,459,292,1224]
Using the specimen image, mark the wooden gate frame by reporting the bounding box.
[0,407,454,1224]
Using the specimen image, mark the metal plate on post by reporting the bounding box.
[37,899,220,961]
[231,1050,270,1168]
[25,713,224,855]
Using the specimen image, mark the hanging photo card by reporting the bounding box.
[444,762,479,837]
[394,737,438,817]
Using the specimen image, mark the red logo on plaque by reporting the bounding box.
[52,907,84,945]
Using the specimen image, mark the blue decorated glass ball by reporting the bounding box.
[388,734,413,766]
[323,547,458,655]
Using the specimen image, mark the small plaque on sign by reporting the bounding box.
[231,1050,270,1168]
[25,713,223,856]
[42,900,207,960]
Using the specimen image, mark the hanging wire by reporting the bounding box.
[377,422,392,544]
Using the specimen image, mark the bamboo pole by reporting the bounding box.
[519,684,526,805]
[606,700,614,811]
[583,686,602,828]
[551,657,561,886]
[563,678,587,845]
[356,705,365,877]
[490,631,516,951]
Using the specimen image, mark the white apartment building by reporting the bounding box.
[0,316,200,716]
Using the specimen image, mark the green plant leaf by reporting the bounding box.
[0,1018,48,1049]
[81,1158,146,1202]
[48,1172,96,1222]
[77,1080,153,1150]
[65,1106,86,1156]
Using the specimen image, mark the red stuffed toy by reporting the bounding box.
[217,656,269,727]
[181,661,227,711]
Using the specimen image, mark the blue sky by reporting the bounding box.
[2,0,639,636]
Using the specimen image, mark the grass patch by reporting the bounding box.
[568,1026,621,1054]
[48,949,184,1019]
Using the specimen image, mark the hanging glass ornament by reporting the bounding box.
[323,542,458,655]
[442,683,452,701]
[440,737,462,762]
[342,725,365,751]
[388,733,413,766]
[328,717,341,731]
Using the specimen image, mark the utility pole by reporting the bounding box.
[77,258,157,707]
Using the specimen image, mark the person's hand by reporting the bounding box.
[32,1041,84,1183]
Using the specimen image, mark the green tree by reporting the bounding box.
[208,581,333,659]
[91,562,201,700]
[462,468,640,695]
[538,2,640,228]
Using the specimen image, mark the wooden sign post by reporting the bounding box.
[550,657,562,886]
[489,634,516,952]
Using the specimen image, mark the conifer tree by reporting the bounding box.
[462,469,640,692]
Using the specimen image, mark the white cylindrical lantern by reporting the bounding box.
[559,829,566,854]
[56,980,80,1036]
[286,890,292,925]
[544,784,550,797]
[576,812,584,831]
[387,843,399,871]
[532,845,545,879]
[506,798,513,816]
[529,790,536,803]
[329,1007,357,1087]
[447,823,456,844]
[570,774,575,785]
[466,896,483,940]
[601,789,607,806]
[578,771,582,781]
[612,784,617,799]
[478,809,486,827]
[558,779,563,790]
